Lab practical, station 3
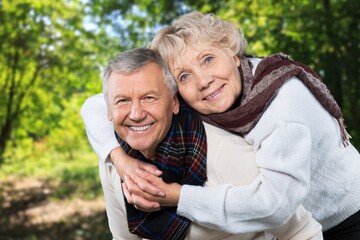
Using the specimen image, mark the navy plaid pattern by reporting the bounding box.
[116,100,207,240]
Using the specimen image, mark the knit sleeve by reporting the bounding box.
[177,119,312,233]
[80,94,119,162]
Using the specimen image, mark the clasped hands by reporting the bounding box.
[122,169,181,212]
[110,147,181,212]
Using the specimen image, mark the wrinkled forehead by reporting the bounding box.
[166,41,208,72]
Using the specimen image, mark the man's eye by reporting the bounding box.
[143,96,156,102]
[116,99,128,104]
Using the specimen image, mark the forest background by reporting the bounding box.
[0,0,359,239]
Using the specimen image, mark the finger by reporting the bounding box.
[133,175,166,197]
[122,182,134,204]
[125,175,163,203]
[136,168,166,186]
[139,162,163,176]
[132,194,160,212]
[124,175,147,197]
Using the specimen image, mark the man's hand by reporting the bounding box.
[123,169,182,211]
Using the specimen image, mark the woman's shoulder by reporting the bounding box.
[247,57,262,75]
[263,77,334,130]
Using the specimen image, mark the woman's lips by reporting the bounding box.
[204,85,224,101]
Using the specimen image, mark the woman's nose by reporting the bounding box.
[196,70,214,90]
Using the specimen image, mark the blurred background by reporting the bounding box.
[0,0,359,239]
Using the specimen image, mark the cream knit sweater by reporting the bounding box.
[177,59,360,233]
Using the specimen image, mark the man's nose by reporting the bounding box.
[129,102,146,121]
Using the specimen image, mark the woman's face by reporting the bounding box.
[171,44,242,115]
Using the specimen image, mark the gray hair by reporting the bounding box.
[150,11,247,68]
[102,48,178,103]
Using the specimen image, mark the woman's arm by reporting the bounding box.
[80,94,119,162]
[126,118,312,232]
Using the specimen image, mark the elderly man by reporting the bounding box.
[82,48,207,240]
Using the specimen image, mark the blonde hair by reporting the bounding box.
[150,11,247,68]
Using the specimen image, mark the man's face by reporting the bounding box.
[107,62,179,159]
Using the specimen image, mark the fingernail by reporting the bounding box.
[159,191,165,197]
[156,170,163,175]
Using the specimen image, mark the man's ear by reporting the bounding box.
[172,95,180,115]
[107,107,113,121]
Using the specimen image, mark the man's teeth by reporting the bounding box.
[130,124,152,131]
[205,88,221,100]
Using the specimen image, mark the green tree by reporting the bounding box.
[0,0,119,163]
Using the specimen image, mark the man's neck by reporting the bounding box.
[141,150,156,161]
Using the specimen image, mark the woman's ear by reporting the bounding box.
[234,55,240,67]
[172,95,180,115]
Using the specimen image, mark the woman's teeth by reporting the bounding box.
[205,88,221,100]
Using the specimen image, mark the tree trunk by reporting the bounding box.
[0,120,12,164]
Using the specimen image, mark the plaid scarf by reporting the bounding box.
[116,100,207,240]
[200,53,350,146]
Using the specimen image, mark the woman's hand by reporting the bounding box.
[123,169,182,212]
[109,147,165,203]
[110,147,162,180]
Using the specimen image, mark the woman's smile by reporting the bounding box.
[203,85,224,101]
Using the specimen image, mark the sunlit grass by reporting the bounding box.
[0,148,103,200]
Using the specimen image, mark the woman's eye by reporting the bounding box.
[204,56,214,64]
[179,73,190,82]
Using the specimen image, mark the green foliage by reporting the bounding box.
[0,0,358,186]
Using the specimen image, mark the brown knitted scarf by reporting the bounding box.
[200,53,350,146]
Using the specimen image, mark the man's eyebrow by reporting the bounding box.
[111,93,125,101]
